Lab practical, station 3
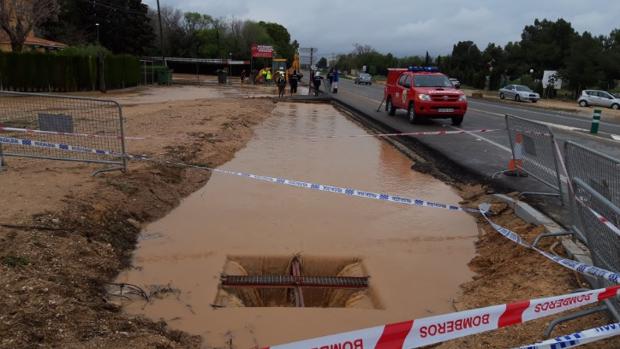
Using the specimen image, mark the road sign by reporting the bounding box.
[251,44,274,58]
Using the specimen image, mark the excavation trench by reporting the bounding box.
[215,255,376,308]
[116,102,478,348]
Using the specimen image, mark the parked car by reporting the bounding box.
[354,73,372,85]
[449,78,460,88]
[499,85,540,103]
[578,90,620,109]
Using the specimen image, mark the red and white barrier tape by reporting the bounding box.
[515,322,620,349]
[207,129,499,141]
[0,125,145,140]
[586,205,620,237]
[330,129,499,139]
[0,124,496,142]
[264,286,620,349]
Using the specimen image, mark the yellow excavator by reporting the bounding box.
[286,51,302,82]
[288,51,300,74]
[255,52,300,83]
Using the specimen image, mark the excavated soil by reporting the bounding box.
[433,184,620,348]
[0,85,275,348]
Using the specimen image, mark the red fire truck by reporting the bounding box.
[383,67,467,125]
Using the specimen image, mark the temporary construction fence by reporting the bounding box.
[565,141,620,208]
[564,141,620,322]
[505,114,564,203]
[0,91,127,174]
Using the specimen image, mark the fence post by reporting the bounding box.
[590,109,601,134]
[0,143,5,171]
[115,101,128,172]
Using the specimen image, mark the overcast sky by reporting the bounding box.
[146,0,620,57]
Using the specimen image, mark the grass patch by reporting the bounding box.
[2,255,30,268]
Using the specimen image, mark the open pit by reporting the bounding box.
[116,101,478,348]
[213,255,379,309]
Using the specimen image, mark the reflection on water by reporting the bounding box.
[117,102,477,348]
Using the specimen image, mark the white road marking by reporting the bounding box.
[469,107,620,144]
[469,107,587,132]
[468,107,503,117]
[470,100,620,129]
[448,125,511,153]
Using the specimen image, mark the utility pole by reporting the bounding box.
[156,0,165,66]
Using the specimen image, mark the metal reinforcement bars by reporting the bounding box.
[220,275,369,289]
[0,91,127,174]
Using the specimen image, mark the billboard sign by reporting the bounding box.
[542,70,562,90]
[251,44,274,58]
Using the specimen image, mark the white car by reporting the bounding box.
[499,84,540,103]
[354,73,372,85]
[578,90,620,110]
[449,78,460,88]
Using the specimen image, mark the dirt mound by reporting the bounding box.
[434,184,620,348]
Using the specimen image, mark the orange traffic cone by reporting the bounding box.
[504,132,528,177]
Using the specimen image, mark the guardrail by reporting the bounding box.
[0,91,127,174]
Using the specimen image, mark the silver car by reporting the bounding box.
[578,90,620,109]
[354,73,372,85]
[499,84,540,103]
[449,78,460,88]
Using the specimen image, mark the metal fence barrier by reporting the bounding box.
[0,91,127,174]
[546,142,620,333]
[572,177,620,321]
[505,114,564,203]
[565,141,620,242]
[565,141,620,207]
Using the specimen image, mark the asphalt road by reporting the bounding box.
[337,78,620,133]
[323,78,620,222]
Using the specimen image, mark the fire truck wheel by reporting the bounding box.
[407,103,417,124]
[387,98,396,116]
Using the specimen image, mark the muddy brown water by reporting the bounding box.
[117,102,478,348]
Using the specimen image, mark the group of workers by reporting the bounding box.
[253,67,302,98]
[310,68,339,96]
[245,66,340,98]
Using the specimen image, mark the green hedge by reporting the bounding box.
[0,51,140,92]
[104,54,140,90]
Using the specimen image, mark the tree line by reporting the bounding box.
[333,19,620,96]
[1,0,298,62]
[146,7,298,63]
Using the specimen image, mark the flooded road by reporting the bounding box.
[117,102,478,348]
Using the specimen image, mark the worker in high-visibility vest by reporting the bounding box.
[265,68,272,85]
